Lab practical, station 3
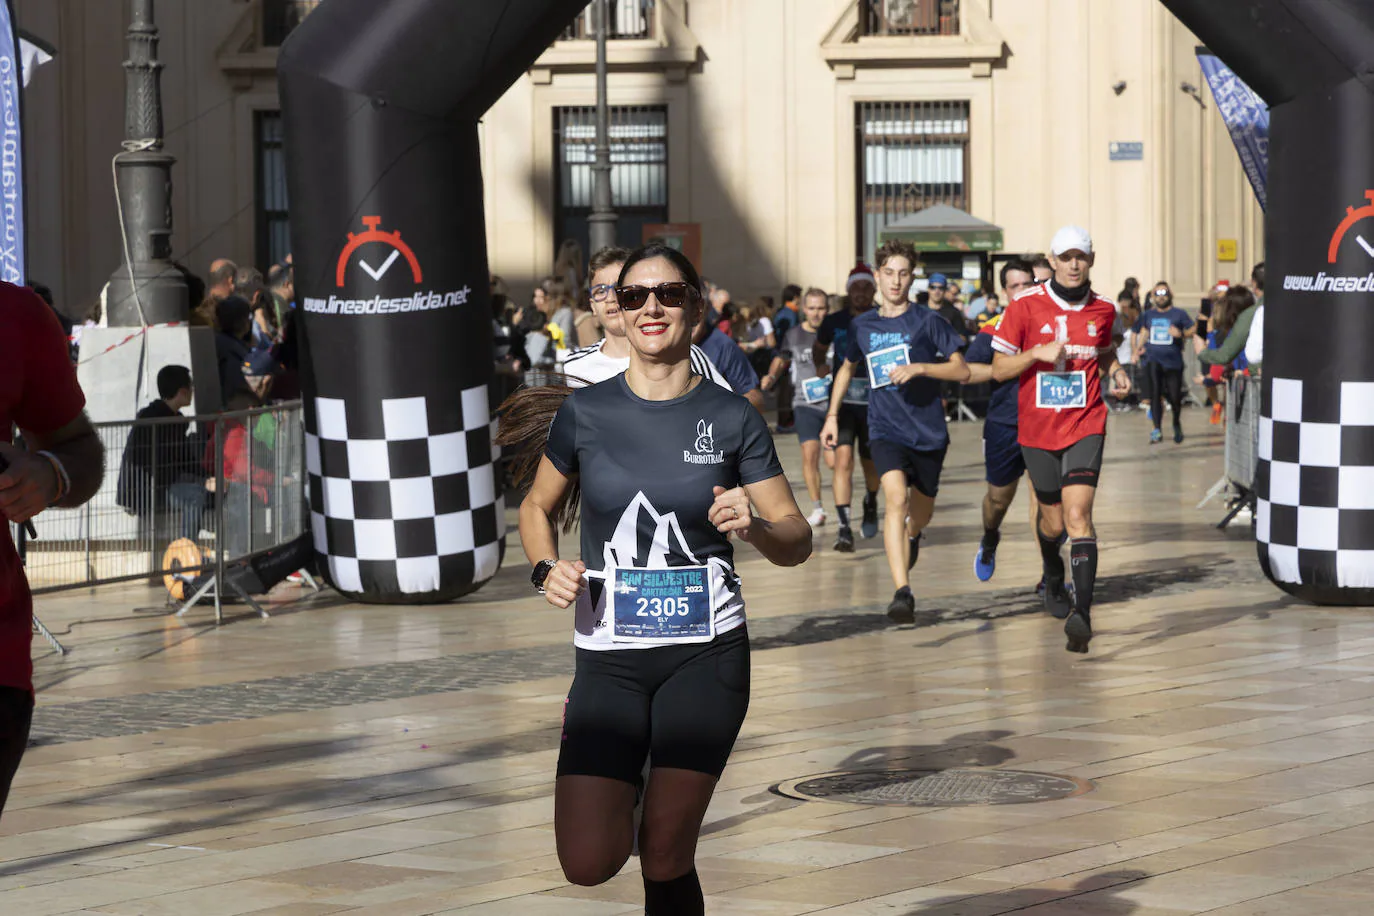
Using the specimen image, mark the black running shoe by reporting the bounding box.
[887,587,915,624]
[907,534,921,571]
[1043,577,1072,619]
[861,494,879,540]
[834,526,855,553]
[1065,608,1093,653]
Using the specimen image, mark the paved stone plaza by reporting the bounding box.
[6,410,1374,914]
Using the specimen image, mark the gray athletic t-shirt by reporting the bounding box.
[781,325,824,409]
[546,376,784,650]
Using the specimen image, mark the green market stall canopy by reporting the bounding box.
[879,205,1003,253]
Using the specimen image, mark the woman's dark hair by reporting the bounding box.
[517,303,548,333]
[495,376,582,533]
[616,244,704,297]
[1213,286,1256,344]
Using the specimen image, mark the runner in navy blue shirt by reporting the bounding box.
[821,240,969,623]
[963,258,1038,582]
[695,316,763,412]
[1132,281,1194,444]
[813,262,883,549]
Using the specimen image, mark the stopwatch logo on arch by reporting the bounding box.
[1281,190,1374,295]
[1328,190,1374,264]
[336,216,423,287]
[303,215,473,317]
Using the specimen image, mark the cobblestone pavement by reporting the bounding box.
[29,556,1259,746]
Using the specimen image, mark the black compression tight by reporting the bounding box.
[1148,363,1184,430]
[644,870,705,915]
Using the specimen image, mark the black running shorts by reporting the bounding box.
[557,626,750,786]
[1021,435,1105,505]
[0,686,33,815]
[869,440,947,498]
[833,405,872,461]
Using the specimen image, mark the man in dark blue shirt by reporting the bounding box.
[964,258,1037,582]
[694,308,763,412]
[1132,282,1194,444]
[820,240,970,623]
[813,264,884,549]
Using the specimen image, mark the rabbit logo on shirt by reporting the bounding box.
[684,419,725,465]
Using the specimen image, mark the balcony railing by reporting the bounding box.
[860,0,960,37]
[560,0,656,40]
[263,0,321,48]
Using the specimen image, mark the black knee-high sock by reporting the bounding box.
[1038,528,1065,580]
[1070,537,1098,613]
[644,870,704,916]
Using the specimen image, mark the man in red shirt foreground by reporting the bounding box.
[0,285,104,816]
[991,227,1130,653]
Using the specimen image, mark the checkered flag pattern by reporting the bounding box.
[1255,377,1374,589]
[305,386,505,596]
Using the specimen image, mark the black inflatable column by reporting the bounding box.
[1164,0,1374,605]
[278,0,586,603]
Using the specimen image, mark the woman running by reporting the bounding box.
[503,243,811,915]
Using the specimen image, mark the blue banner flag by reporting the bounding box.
[1196,46,1269,212]
[0,1,22,284]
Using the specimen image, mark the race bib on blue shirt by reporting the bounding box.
[1149,320,1173,346]
[866,344,911,389]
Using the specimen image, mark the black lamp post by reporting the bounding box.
[106,0,187,327]
[587,0,618,252]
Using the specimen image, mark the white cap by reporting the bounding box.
[1050,225,1093,257]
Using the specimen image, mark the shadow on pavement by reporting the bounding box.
[902,869,1149,915]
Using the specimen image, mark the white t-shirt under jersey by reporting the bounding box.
[561,340,733,389]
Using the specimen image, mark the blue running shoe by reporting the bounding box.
[861,493,879,540]
[1150,428,1163,445]
[975,546,996,582]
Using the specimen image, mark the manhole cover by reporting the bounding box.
[771,768,1093,807]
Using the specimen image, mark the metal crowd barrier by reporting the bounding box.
[1195,373,1260,529]
[13,402,307,616]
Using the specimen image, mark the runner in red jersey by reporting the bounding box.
[991,226,1130,653]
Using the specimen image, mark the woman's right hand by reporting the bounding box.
[543,560,587,609]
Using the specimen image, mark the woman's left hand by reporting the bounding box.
[710,485,754,539]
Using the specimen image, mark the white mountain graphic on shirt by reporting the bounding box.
[603,491,703,569]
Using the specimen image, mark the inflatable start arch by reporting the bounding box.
[1165,0,1374,606]
[282,0,1374,607]
[278,0,587,603]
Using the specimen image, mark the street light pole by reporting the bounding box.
[106,0,187,326]
[587,0,618,253]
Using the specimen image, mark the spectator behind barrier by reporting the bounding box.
[115,365,211,541]
[214,296,254,407]
[1198,267,1263,374]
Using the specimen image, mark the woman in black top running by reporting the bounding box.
[505,244,811,915]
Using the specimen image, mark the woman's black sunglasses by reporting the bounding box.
[614,282,700,311]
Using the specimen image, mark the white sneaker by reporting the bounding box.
[807,507,826,527]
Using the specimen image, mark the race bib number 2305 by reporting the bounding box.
[609,566,716,644]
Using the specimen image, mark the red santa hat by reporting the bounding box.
[846,260,876,292]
